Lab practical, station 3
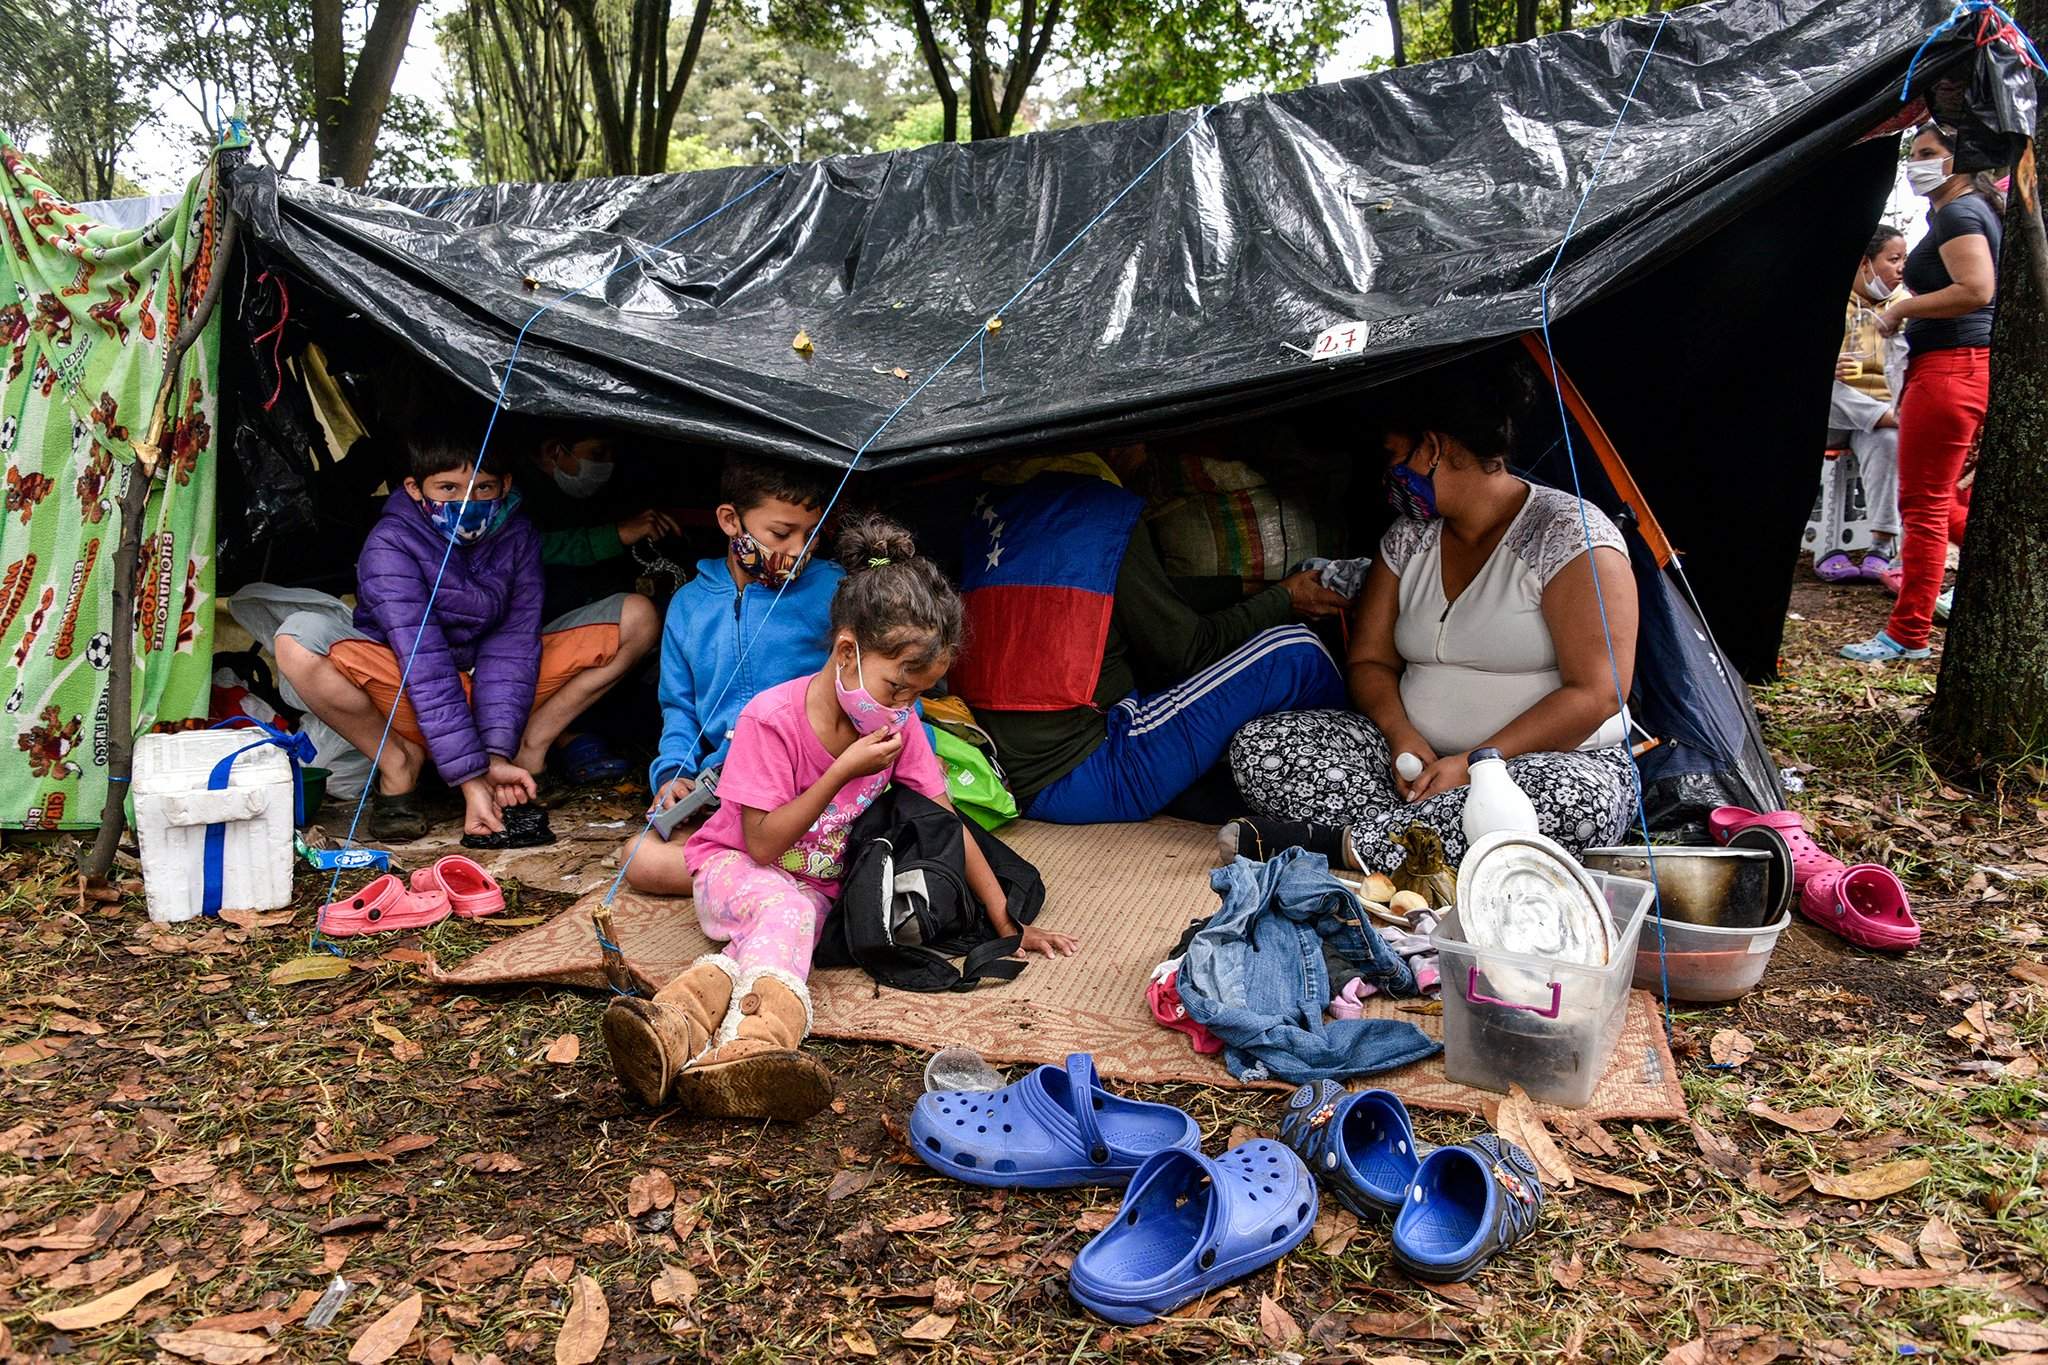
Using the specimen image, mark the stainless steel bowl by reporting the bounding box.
[1578,846,1775,929]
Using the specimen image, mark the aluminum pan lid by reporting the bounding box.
[1456,830,1612,967]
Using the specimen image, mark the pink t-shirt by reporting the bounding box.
[684,676,948,898]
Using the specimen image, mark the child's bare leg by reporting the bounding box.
[275,635,425,794]
[515,594,659,774]
[623,831,695,896]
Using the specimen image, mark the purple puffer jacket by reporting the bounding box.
[353,492,544,786]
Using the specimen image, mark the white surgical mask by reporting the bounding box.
[550,458,614,499]
[1860,272,1894,301]
[1905,158,1953,197]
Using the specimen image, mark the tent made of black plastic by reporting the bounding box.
[211,0,2019,826]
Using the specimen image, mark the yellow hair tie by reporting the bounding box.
[867,556,891,568]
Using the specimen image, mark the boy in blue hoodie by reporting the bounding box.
[625,458,842,895]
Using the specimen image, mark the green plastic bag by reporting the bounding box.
[927,724,1018,830]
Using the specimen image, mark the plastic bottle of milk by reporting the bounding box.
[1462,746,1539,846]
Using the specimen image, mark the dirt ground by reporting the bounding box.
[1,574,2044,1364]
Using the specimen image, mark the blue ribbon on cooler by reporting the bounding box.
[201,718,316,918]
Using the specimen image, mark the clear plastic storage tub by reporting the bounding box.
[1631,910,1790,1003]
[1432,870,1655,1109]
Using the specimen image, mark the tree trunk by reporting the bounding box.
[907,0,959,141]
[314,0,421,185]
[564,0,632,175]
[1925,138,2048,768]
[1515,0,1539,42]
[1450,0,1479,54]
[1557,0,1572,29]
[1387,0,1407,66]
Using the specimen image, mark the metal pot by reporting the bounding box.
[1578,846,1774,929]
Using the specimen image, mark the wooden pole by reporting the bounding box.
[82,189,241,881]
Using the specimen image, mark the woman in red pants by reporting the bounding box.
[1842,123,2002,663]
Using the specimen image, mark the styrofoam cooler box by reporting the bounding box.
[133,730,296,923]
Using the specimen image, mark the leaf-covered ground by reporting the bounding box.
[2,577,2044,1364]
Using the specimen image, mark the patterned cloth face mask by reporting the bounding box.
[423,489,521,545]
[731,526,810,587]
[1384,440,1443,522]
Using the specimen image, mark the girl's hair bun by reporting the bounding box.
[835,512,921,573]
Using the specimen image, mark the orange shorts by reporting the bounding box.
[327,615,621,748]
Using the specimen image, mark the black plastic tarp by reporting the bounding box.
[231,0,1954,469]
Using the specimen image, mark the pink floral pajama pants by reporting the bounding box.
[693,849,834,982]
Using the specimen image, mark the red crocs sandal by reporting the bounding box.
[1708,806,1844,892]
[1800,864,1920,951]
[319,873,451,937]
[410,855,506,920]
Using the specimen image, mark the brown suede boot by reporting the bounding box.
[670,969,834,1122]
[601,954,738,1107]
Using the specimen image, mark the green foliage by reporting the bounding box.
[1072,0,1367,121]
[437,0,607,182]
[669,25,923,163]
[876,99,948,153]
[140,0,318,175]
[369,91,465,187]
[1,0,156,201]
[1392,0,1705,66]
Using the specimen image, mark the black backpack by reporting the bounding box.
[817,786,1045,992]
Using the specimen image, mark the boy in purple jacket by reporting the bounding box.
[276,426,658,842]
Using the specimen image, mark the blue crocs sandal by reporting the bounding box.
[1068,1140,1319,1325]
[1390,1134,1544,1283]
[1839,630,1931,662]
[555,733,631,785]
[1279,1079,1429,1218]
[911,1053,1199,1189]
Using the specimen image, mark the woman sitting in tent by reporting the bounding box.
[1217,354,1639,873]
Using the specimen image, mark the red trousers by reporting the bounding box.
[1886,347,1988,649]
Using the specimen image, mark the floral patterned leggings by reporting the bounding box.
[694,849,835,982]
[1227,710,1636,873]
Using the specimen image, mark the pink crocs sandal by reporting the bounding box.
[319,873,451,937]
[410,855,505,919]
[1801,864,1919,951]
[1709,806,1843,891]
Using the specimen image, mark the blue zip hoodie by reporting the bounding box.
[650,556,845,790]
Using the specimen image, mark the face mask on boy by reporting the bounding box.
[731,527,810,587]
[1384,438,1443,521]
[551,458,614,499]
[834,641,912,737]
[423,490,520,545]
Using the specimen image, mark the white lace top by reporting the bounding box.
[1379,484,1629,755]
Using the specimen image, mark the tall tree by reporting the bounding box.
[561,0,716,176]
[312,0,421,186]
[902,0,1062,140]
[1926,0,2048,768]
[1387,0,1407,65]
[440,0,602,182]
[1072,0,1365,125]
[1397,0,1697,65]
[670,26,920,164]
[1449,0,1478,52]
[2,0,155,201]
[142,0,318,176]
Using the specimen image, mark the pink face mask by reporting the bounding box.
[834,642,913,737]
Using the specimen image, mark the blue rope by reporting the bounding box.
[1902,1,2046,102]
[1534,12,1675,1036]
[597,106,1217,914]
[313,168,789,953]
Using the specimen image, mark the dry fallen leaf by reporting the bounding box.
[1810,1158,1930,1201]
[521,1255,576,1292]
[840,1325,880,1356]
[1258,1294,1302,1349]
[1074,1208,1116,1234]
[370,1020,423,1063]
[154,1328,280,1363]
[554,1276,608,1365]
[1620,1227,1777,1267]
[2010,958,2048,989]
[648,1264,697,1308]
[151,1155,219,1187]
[347,1291,422,1365]
[1976,1319,2048,1351]
[1689,1121,1748,1177]
[902,1313,955,1342]
[626,1169,675,1217]
[544,1035,580,1065]
[456,1152,526,1174]
[1312,1206,1359,1257]
[36,1264,177,1330]
[1745,1101,1844,1133]
[1709,1029,1756,1068]
[791,329,814,355]
[270,955,354,985]
[883,1211,951,1234]
[825,1168,874,1201]
[1571,1164,1655,1197]
[1917,1215,1967,1272]
[1495,1085,1574,1188]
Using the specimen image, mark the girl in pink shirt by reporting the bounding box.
[604,515,1078,1122]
